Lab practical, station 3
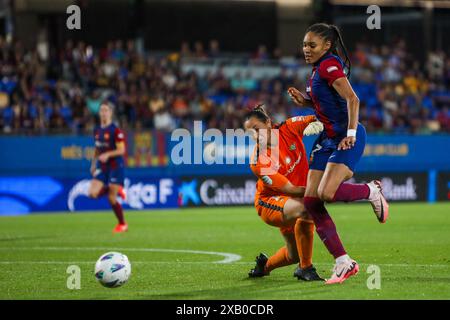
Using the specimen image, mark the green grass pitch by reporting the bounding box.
[0,203,449,300]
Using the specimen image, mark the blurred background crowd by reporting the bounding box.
[0,36,449,135]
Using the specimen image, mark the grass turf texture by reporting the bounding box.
[0,203,449,300]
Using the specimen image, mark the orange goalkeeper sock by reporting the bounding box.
[265,246,295,273]
[295,218,315,269]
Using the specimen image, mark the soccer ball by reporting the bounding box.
[94,252,131,288]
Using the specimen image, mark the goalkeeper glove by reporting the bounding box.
[303,121,324,136]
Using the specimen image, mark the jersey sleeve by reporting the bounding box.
[286,115,317,137]
[251,164,290,191]
[260,172,290,191]
[114,128,125,143]
[318,57,346,86]
[250,150,290,192]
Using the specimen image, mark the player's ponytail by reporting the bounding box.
[246,103,271,124]
[306,23,351,78]
[329,25,351,78]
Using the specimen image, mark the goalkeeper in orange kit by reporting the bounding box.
[245,104,324,281]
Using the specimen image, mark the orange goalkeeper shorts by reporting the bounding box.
[255,195,295,235]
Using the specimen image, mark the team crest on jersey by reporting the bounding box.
[289,143,296,151]
[104,132,110,140]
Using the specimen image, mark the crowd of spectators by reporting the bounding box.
[0,36,449,135]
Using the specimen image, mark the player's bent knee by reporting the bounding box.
[299,210,311,220]
[108,195,117,205]
[88,191,99,199]
[284,199,305,220]
[317,188,334,203]
[320,193,334,203]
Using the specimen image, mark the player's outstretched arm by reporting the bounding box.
[279,182,306,198]
[288,87,313,107]
[260,173,305,197]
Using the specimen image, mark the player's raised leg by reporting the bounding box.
[89,179,108,199]
[108,183,127,233]
[319,163,389,223]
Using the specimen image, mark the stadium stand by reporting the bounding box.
[0,37,448,135]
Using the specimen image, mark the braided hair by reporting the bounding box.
[245,103,271,124]
[306,23,351,78]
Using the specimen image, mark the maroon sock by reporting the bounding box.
[98,186,109,197]
[332,182,370,202]
[111,202,125,224]
[303,196,346,259]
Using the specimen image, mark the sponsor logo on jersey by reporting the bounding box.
[285,154,302,176]
[291,116,304,123]
[327,66,338,73]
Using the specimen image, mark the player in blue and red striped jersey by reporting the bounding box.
[288,23,389,284]
[88,102,128,233]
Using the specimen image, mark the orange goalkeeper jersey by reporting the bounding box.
[250,115,315,199]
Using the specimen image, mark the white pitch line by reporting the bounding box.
[0,261,240,265]
[2,247,448,268]
[0,260,448,268]
[2,247,242,264]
